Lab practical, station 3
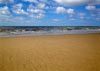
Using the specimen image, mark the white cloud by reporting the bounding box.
[14,9,28,15]
[96,17,100,21]
[53,19,62,23]
[12,3,28,15]
[27,4,45,18]
[0,0,2,3]
[29,9,45,14]
[86,5,96,11]
[55,0,100,6]
[0,6,13,24]
[78,13,86,19]
[36,13,45,18]
[91,0,100,5]
[27,4,45,14]
[40,0,47,2]
[55,0,91,6]
[0,0,14,3]
[0,6,10,15]
[12,3,23,11]
[56,7,74,15]
[56,7,66,14]
[9,0,14,3]
[23,0,38,3]
[67,8,74,15]
[28,9,45,18]
[78,13,86,16]
[96,0,100,3]
[25,1,47,10]
[37,3,46,9]
[69,18,76,21]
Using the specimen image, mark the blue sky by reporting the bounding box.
[0,0,100,26]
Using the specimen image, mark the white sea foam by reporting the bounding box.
[0,30,100,37]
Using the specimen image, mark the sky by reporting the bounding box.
[0,0,100,26]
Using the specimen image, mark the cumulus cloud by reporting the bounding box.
[12,3,23,10]
[56,7,74,15]
[0,0,14,3]
[28,11,45,19]
[55,0,91,6]
[96,0,100,3]
[28,8,45,14]
[78,13,86,16]
[23,0,38,3]
[27,4,45,18]
[37,3,46,9]
[0,6,10,15]
[55,0,100,6]
[0,0,99,26]
[78,13,86,19]
[53,19,60,22]
[40,0,47,2]
[67,8,74,15]
[86,5,96,11]
[0,0,2,3]
[92,0,100,5]
[12,3,28,15]
[56,7,66,14]
[23,0,49,4]
[0,6,13,25]
[96,17,100,21]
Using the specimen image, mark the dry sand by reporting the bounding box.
[0,34,100,71]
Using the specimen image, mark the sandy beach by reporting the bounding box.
[0,33,100,71]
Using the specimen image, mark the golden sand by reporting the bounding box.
[0,34,100,71]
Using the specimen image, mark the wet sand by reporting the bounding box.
[0,34,100,71]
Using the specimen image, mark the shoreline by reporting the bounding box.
[0,30,100,37]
